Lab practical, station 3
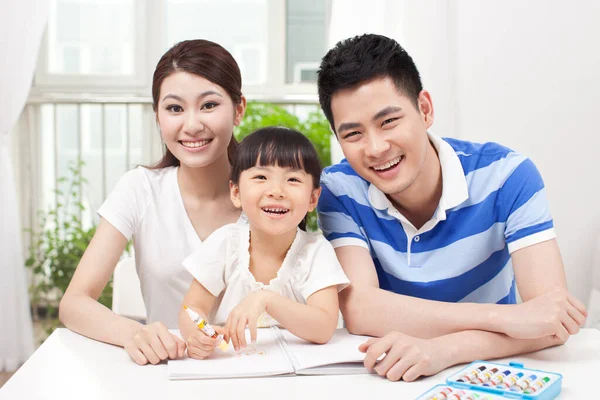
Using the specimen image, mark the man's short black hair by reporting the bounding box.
[317,34,423,132]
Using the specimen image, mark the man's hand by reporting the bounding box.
[499,288,587,341]
[360,331,452,382]
[224,290,270,351]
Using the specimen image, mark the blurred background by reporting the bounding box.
[2,0,600,381]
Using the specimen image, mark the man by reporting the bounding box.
[316,34,587,382]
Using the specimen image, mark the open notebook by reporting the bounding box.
[168,327,371,380]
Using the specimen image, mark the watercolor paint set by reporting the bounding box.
[416,361,562,400]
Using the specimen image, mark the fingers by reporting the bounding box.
[566,303,587,328]
[363,336,393,371]
[248,318,257,345]
[566,290,588,317]
[401,363,424,382]
[553,323,569,343]
[236,316,248,350]
[148,333,169,361]
[177,337,187,358]
[157,329,180,359]
[136,338,161,365]
[561,309,581,335]
[126,346,149,365]
[358,337,377,353]
[380,355,416,382]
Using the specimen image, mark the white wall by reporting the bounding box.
[451,0,600,303]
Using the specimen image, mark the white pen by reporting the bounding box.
[183,305,229,352]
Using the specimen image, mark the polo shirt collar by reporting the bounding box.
[368,132,469,222]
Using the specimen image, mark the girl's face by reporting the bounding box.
[230,163,321,237]
[156,71,245,168]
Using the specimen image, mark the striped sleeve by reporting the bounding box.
[500,157,556,253]
[317,172,369,250]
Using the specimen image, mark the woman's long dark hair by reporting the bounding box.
[150,40,242,168]
[230,127,322,231]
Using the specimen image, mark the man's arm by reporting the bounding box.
[355,239,587,381]
[338,240,586,339]
[337,245,499,338]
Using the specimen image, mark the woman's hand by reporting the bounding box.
[224,290,271,351]
[185,325,226,359]
[123,321,187,365]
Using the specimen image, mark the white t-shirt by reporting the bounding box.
[182,223,350,326]
[98,166,241,328]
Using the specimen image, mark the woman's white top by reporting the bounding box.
[98,166,241,328]
[182,223,350,326]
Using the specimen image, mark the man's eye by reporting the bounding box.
[166,105,183,112]
[344,131,360,139]
[382,117,398,126]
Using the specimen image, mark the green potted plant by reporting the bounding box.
[25,160,111,340]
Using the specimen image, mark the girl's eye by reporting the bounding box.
[166,105,183,113]
[288,177,301,183]
[253,175,266,180]
[202,102,218,110]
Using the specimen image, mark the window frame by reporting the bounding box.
[32,0,328,101]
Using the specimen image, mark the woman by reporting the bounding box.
[59,40,246,365]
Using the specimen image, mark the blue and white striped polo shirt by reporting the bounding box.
[317,133,556,304]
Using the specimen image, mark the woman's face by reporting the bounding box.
[156,71,245,168]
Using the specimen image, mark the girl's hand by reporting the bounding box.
[123,321,187,365]
[186,326,226,359]
[360,331,451,382]
[224,290,271,351]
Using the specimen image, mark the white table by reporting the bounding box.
[1,328,599,400]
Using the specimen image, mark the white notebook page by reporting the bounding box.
[168,328,293,379]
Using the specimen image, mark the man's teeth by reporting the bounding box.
[373,156,402,171]
[181,139,211,148]
[263,207,289,214]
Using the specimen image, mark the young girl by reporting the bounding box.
[59,39,246,365]
[179,127,350,358]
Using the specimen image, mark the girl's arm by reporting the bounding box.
[179,279,217,340]
[225,286,340,350]
[59,218,186,364]
[179,279,223,359]
[265,286,340,344]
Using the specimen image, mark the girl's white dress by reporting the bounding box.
[183,222,350,326]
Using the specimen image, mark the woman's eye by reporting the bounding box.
[166,105,183,113]
[202,102,218,110]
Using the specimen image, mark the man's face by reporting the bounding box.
[330,77,434,196]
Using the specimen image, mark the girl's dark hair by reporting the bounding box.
[231,127,322,231]
[150,39,242,168]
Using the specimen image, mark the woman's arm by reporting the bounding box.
[59,218,186,364]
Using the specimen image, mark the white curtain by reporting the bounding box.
[0,1,50,371]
